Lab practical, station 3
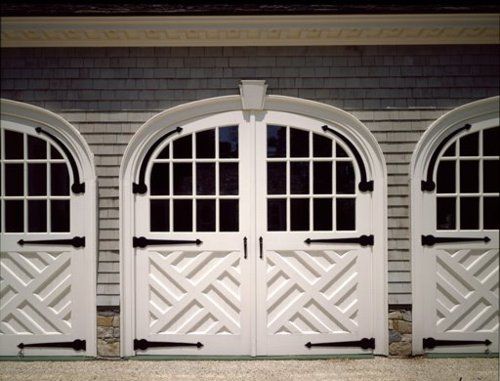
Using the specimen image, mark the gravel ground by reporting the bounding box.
[0,357,498,381]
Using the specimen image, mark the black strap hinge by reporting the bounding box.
[18,236,86,248]
[134,339,203,350]
[306,337,375,350]
[423,337,491,349]
[305,235,374,247]
[18,339,86,351]
[422,235,490,247]
[133,236,202,248]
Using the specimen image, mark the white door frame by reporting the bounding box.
[410,96,500,355]
[120,85,388,357]
[0,98,97,357]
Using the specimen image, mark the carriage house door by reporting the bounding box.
[255,112,374,356]
[0,118,93,356]
[419,123,499,354]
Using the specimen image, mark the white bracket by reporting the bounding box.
[239,80,268,111]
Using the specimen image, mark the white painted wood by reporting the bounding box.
[0,100,97,356]
[120,94,388,357]
[411,96,499,355]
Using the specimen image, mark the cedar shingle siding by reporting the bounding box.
[2,45,498,306]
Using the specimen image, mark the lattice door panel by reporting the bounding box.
[0,251,73,336]
[258,248,371,355]
[427,247,499,352]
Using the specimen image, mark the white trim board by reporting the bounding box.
[1,14,498,47]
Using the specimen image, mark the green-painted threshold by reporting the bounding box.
[0,356,93,361]
[130,354,374,361]
[426,352,499,359]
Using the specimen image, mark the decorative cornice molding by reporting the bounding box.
[1,14,498,48]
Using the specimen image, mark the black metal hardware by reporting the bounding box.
[35,127,85,194]
[421,235,490,247]
[18,339,86,351]
[133,126,183,194]
[305,235,374,247]
[243,237,248,259]
[322,125,373,192]
[133,236,202,248]
[18,236,85,248]
[306,338,375,350]
[134,339,203,350]
[423,337,491,349]
[259,237,263,259]
[421,123,472,191]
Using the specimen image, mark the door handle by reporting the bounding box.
[243,237,247,259]
[259,237,263,259]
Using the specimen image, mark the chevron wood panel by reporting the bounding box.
[0,251,73,335]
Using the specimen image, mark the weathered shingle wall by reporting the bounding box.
[1,45,498,306]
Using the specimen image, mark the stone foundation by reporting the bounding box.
[388,306,412,357]
[97,306,120,357]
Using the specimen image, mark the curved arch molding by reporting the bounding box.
[132,126,182,194]
[36,127,85,194]
[322,125,374,192]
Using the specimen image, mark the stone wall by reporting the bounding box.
[97,307,120,357]
[388,306,412,356]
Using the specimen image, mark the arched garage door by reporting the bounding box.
[0,100,97,357]
[120,94,387,357]
[412,97,499,355]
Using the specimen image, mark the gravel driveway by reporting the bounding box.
[0,357,498,381]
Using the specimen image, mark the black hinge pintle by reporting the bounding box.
[18,236,86,248]
[422,235,490,247]
[423,337,491,349]
[306,337,375,350]
[18,339,86,351]
[134,339,203,350]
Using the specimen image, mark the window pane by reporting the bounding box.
[443,142,456,157]
[220,199,239,232]
[219,163,238,195]
[196,163,215,195]
[459,161,478,193]
[157,144,169,159]
[483,127,500,156]
[51,200,70,232]
[150,163,169,195]
[173,163,192,195]
[4,130,23,159]
[483,160,499,193]
[314,198,332,230]
[173,135,192,159]
[28,200,47,232]
[484,197,500,229]
[291,198,309,231]
[50,145,63,159]
[28,163,47,196]
[460,197,479,230]
[290,128,309,157]
[267,162,286,195]
[268,199,286,231]
[436,161,455,193]
[28,135,46,159]
[5,164,23,196]
[150,200,169,232]
[459,132,479,156]
[313,162,332,194]
[197,199,215,232]
[267,125,286,158]
[336,198,355,231]
[313,134,332,157]
[219,126,238,158]
[173,200,192,231]
[290,162,309,194]
[336,143,348,158]
[196,129,215,158]
[5,200,24,232]
[51,163,70,196]
[436,197,456,230]
[336,162,355,194]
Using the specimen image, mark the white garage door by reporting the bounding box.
[0,114,95,357]
[414,121,499,355]
[131,110,381,356]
